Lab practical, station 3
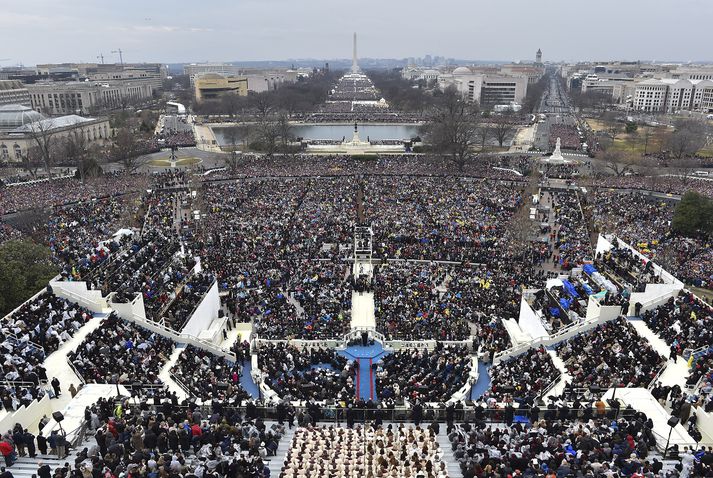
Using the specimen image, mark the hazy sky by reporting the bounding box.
[2,0,712,66]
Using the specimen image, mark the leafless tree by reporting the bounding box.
[641,126,654,156]
[597,149,637,177]
[24,118,57,178]
[421,86,480,170]
[112,127,144,172]
[63,130,101,184]
[491,115,516,148]
[666,119,709,159]
[18,145,43,178]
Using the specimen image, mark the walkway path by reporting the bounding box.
[351,262,376,329]
[469,361,491,400]
[546,348,572,398]
[436,429,463,477]
[629,319,690,390]
[43,312,109,412]
[157,345,189,400]
[267,425,296,478]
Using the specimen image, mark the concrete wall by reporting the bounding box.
[181,281,220,338]
[50,279,111,314]
[0,394,53,435]
[518,299,549,340]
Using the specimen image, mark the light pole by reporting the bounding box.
[663,416,679,459]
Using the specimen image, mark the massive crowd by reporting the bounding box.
[590,190,713,289]
[281,425,448,478]
[449,417,660,478]
[170,345,251,403]
[0,172,148,215]
[68,313,174,386]
[258,343,355,402]
[376,345,472,403]
[642,292,713,354]
[78,396,284,478]
[3,145,713,476]
[556,318,666,391]
[485,346,560,403]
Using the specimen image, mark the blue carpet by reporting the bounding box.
[339,344,389,401]
[343,342,385,359]
[240,359,261,399]
[356,358,373,400]
[470,361,491,400]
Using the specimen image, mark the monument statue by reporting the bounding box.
[551,137,564,161]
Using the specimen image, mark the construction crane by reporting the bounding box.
[111,49,124,66]
[97,53,104,64]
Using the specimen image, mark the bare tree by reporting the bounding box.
[476,121,492,150]
[666,119,709,159]
[250,92,275,119]
[597,150,637,177]
[420,86,480,169]
[18,145,43,178]
[491,115,516,148]
[63,130,100,184]
[641,126,654,156]
[24,118,57,178]
[112,127,144,172]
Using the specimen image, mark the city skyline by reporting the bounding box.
[2,0,713,66]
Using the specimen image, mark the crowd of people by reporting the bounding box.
[556,318,666,391]
[0,172,148,215]
[542,189,592,270]
[642,292,713,354]
[376,344,472,403]
[589,190,712,289]
[161,272,215,331]
[2,292,92,356]
[67,314,175,387]
[258,343,355,402]
[485,346,560,403]
[281,424,447,478]
[68,313,174,386]
[449,416,660,478]
[76,395,285,478]
[48,197,134,281]
[170,345,251,403]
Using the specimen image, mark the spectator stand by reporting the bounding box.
[47,229,137,314]
[597,234,684,315]
[601,387,698,451]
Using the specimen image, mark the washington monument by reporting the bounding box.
[351,32,360,73]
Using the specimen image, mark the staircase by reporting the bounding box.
[266,424,296,478]
[9,454,77,478]
[436,429,462,478]
[157,344,189,400]
[546,349,572,397]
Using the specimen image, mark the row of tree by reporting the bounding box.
[419,87,519,168]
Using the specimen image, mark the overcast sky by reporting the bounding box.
[2,0,712,66]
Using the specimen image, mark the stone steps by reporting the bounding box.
[436,430,462,478]
[266,424,295,478]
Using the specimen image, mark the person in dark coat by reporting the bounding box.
[50,378,61,397]
[36,433,48,456]
[38,463,51,478]
[23,431,35,458]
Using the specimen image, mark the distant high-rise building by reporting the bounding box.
[536,49,542,64]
